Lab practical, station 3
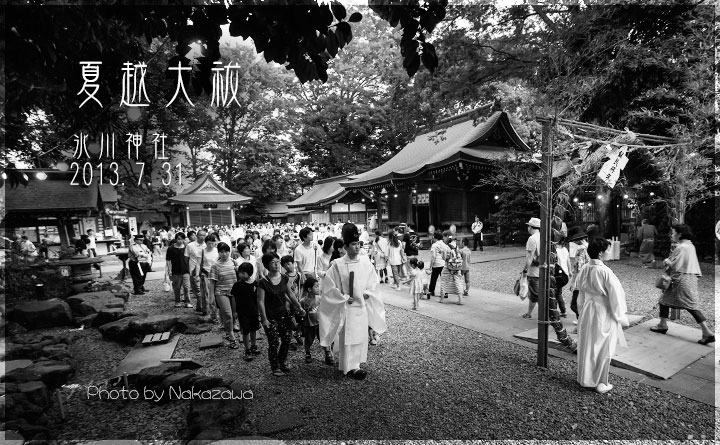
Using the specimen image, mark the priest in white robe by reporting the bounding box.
[319,223,387,380]
[576,238,629,394]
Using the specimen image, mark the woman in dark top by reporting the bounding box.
[257,252,305,376]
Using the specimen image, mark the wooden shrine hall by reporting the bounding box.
[166,173,252,227]
[286,174,372,225]
[341,109,531,233]
[3,169,120,252]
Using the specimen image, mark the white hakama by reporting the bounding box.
[318,255,387,374]
[576,259,629,388]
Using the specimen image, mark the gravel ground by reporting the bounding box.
[34,258,717,442]
[415,246,715,330]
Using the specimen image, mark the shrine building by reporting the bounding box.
[341,109,531,233]
[166,173,252,227]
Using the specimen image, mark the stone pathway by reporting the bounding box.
[380,281,717,407]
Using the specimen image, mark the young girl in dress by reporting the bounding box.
[404,258,425,310]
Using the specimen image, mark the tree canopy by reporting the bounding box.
[4,1,447,162]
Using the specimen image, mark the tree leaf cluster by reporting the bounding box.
[369,0,446,76]
[287,10,437,180]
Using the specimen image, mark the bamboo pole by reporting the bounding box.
[537,119,554,368]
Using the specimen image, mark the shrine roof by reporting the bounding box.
[342,111,530,189]
[166,173,252,205]
[5,171,109,212]
[287,175,352,208]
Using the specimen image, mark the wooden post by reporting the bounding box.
[537,119,554,368]
[56,390,65,419]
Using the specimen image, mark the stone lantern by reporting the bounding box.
[55,254,104,283]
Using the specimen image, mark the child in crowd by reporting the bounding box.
[404,257,426,310]
[460,238,472,296]
[371,238,388,283]
[281,254,304,350]
[300,277,335,365]
[231,262,262,361]
[554,235,571,318]
[368,327,380,346]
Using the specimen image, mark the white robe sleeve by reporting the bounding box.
[318,262,347,348]
[361,260,387,335]
[606,269,629,328]
[576,267,587,312]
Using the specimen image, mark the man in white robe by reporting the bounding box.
[319,223,387,380]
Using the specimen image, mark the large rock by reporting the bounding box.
[109,285,132,303]
[186,387,246,441]
[91,308,127,327]
[4,393,45,421]
[10,332,72,346]
[135,363,182,388]
[2,367,43,384]
[187,376,226,391]
[77,280,115,295]
[5,334,72,360]
[98,315,147,344]
[75,314,98,327]
[156,370,197,402]
[39,343,72,361]
[8,299,73,330]
[176,315,216,335]
[5,322,28,337]
[24,359,75,388]
[17,381,51,408]
[2,418,50,440]
[66,292,126,317]
[128,315,179,335]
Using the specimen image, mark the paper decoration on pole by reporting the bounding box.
[597,145,629,188]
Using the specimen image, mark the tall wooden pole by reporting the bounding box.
[537,119,554,368]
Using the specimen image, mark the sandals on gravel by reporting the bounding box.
[346,369,367,380]
[272,369,285,377]
[226,340,240,349]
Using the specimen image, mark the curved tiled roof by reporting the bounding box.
[342,111,530,189]
[286,175,352,208]
[167,173,252,205]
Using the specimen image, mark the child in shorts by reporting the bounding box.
[300,277,335,365]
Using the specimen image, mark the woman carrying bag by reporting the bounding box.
[650,224,714,345]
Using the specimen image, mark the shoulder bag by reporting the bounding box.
[655,268,671,290]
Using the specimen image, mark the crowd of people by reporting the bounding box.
[125,216,712,389]
[514,217,713,395]
[151,221,396,379]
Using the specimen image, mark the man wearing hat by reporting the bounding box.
[318,223,387,380]
[521,217,542,318]
[128,234,153,295]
